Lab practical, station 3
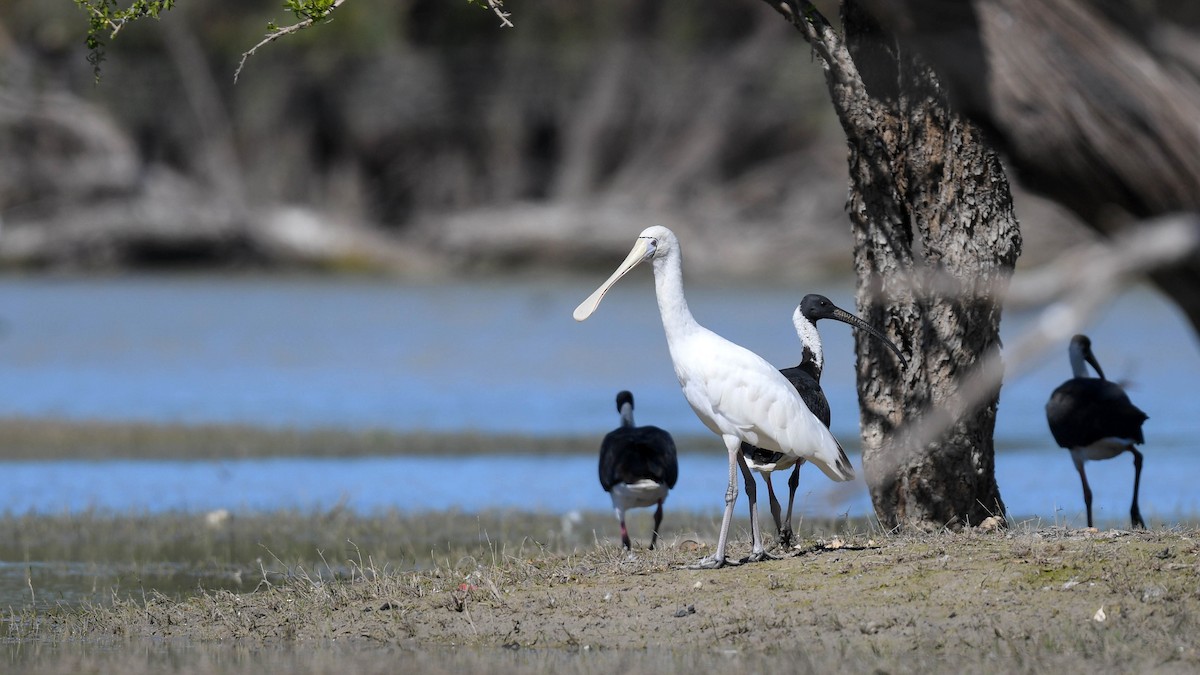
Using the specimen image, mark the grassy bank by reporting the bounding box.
[0,418,647,461]
[5,509,1200,673]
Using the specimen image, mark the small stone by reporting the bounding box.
[978,516,1004,532]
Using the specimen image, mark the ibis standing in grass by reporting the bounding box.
[574,226,855,568]
[742,294,906,549]
[1045,334,1149,529]
[598,390,679,550]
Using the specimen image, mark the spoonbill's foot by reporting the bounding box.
[685,555,739,569]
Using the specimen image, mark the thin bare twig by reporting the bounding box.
[484,0,514,28]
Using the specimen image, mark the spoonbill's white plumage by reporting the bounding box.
[1045,334,1149,529]
[742,294,906,550]
[574,225,854,568]
[598,390,679,550]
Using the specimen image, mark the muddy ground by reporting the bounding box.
[14,525,1200,673]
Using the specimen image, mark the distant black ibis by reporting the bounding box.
[742,294,907,552]
[1045,334,1149,529]
[598,390,679,550]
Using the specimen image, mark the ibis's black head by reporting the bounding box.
[799,294,838,322]
[1069,334,1105,380]
[615,390,634,411]
[799,293,908,369]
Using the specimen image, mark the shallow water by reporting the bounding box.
[0,275,1196,523]
[0,276,1194,436]
[0,445,1193,525]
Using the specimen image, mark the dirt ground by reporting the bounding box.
[20,526,1200,673]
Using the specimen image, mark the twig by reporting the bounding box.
[484,0,514,28]
[234,0,349,83]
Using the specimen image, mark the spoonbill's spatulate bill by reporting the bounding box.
[574,225,854,568]
[742,294,906,550]
[1045,334,1149,529]
[598,390,679,551]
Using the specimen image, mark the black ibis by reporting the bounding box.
[742,294,907,552]
[598,390,679,550]
[1045,334,1149,529]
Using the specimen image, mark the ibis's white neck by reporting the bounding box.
[619,402,635,428]
[1068,345,1089,378]
[793,309,824,377]
[651,248,700,342]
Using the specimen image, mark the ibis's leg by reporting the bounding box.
[738,454,776,562]
[688,436,742,569]
[781,463,801,548]
[615,506,632,550]
[1130,448,1145,529]
[763,473,784,539]
[650,499,664,550]
[1072,452,1095,528]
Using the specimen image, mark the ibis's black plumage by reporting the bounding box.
[599,390,679,550]
[742,295,906,552]
[1046,334,1149,529]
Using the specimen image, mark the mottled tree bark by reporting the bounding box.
[762,0,1020,529]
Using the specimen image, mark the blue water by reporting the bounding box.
[0,275,1197,523]
[1,448,1198,525]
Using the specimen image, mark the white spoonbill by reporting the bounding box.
[1045,334,1149,529]
[574,226,854,568]
[598,390,679,550]
[742,294,906,551]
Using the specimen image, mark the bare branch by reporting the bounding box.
[483,0,514,29]
[765,2,842,76]
[759,0,893,179]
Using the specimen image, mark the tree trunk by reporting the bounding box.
[762,0,1021,529]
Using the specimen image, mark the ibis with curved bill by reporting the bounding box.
[742,294,906,551]
[1045,334,1149,529]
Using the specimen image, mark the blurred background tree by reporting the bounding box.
[2,0,879,277]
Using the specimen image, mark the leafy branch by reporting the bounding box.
[73,0,176,80]
[234,0,349,83]
[73,0,513,83]
[235,0,512,82]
